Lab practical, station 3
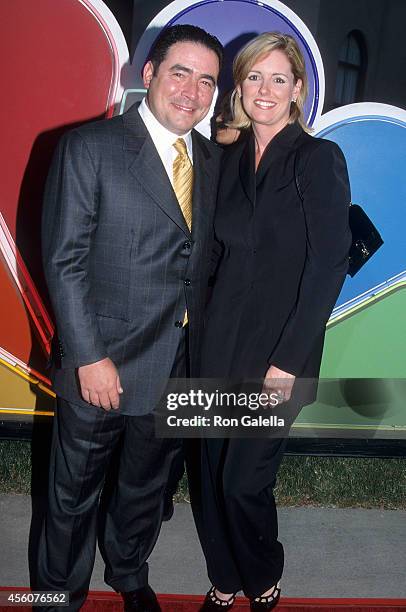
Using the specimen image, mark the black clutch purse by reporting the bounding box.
[347,203,384,277]
[294,147,384,277]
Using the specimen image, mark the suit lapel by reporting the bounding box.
[255,122,303,192]
[237,123,304,205]
[190,130,217,240]
[239,134,256,206]
[123,105,190,236]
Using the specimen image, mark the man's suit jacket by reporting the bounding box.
[42,103,221,415]
[201,122,352,405]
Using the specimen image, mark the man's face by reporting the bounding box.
[143,41,220,135]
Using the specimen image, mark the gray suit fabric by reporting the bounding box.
[42,103,221,415]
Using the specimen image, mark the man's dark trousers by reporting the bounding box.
[37,332,186,611]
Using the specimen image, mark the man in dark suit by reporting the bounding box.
[37,25,223,611]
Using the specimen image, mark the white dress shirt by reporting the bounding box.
[138,98,193,186]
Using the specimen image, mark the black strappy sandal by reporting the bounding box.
[249,581,281,610]
[200,586,237,611]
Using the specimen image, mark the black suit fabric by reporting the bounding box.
[37,104,221,610]
[37,400,180,611]
[201,121,351,386]
[37,335,185,611]
[42,104,221,416]
[194,122,351,597]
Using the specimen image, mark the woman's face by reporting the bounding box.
[238,49,302,134]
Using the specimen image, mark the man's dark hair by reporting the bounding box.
[147,24,223,73]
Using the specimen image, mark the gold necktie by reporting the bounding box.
[173,138,193,231]
[173,138,193,326]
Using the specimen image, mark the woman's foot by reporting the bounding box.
[200,586,236,610]
[250,581,281,610]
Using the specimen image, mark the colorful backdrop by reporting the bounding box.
[1,0,405,440]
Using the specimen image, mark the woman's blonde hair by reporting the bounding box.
[229,32,309,131]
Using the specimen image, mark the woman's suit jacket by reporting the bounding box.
[201,122,351,405]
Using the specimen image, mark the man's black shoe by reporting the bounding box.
[122,585,161,612]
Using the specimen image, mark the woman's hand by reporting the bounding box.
[263,364,295,403]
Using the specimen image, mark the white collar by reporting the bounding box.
[138,98,193,161]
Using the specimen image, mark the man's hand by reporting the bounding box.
[263,364,295,404]
[78,357,123,410]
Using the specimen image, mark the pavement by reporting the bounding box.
[0,494,405,598]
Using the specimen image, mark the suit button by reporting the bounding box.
[183,241,191,249]
[175,320,183,328]
[184,279,191,286]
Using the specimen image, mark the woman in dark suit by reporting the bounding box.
[197,33,352,610]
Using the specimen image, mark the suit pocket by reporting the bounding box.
[94,310,129,322]
[95,313,128,345]
[93,293,130,321]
